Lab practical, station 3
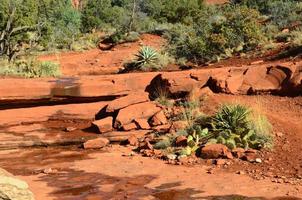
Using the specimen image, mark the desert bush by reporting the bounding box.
[165,5,264,63]
[0,58,61,78]
[209,104,273,149]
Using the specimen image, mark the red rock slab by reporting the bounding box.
[106,92,150,112]
[115,102,161,127]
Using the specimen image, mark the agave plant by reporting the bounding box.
[135,46,158,69]
[209,104,272,150]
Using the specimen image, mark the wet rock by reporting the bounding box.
[134,119,151,130]
[150,111,168,126]
[175,135,187,147]
[106,92,150,113]
[115,102,161,128]
[201,144,232,159]
[122,123,137,131]
[92,117,113,133]
[0,168,35,200]
[83,138,110,149]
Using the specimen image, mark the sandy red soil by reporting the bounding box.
[39,34,165,76]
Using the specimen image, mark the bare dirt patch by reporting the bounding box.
[39,34,165,76]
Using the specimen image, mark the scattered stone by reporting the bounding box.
[276,132,284,137]
[242,149,259,162]
[236,170,246,175]
[134,119,151,130]
[215,159,227,165]
[201,144,232,159]
[92,117,113,133]
[167,154,177,160]
[139,141,153,150]
[255,158,262,163]
[43,168,58,174]
[83,138,110,149]
[122,123,137,131]
[0,168,35,200]
[175,135,187,147]
[65,127,77,132]
[150,111,168,126]
[232,148,245,159]
[250,60,264,65]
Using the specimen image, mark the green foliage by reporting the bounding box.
[210,104,273,149]
[135,46,158,69]
[0,58,60,78]
[123,46,163,71]
[165,5,264,63]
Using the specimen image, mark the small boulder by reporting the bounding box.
[122,123,137,131]
[175,135,187,147]
[201,144,233,159]
[242,149,259,162]
[115,102,161,128]
[150,111,168,126]
[83,138,109,149]
[92,117,113,133]
[134,119,151,130]
[232,148,245,159]
[0,168,35,200]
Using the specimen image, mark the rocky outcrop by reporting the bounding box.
[0,168,34,200]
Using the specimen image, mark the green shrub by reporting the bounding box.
[209,104,273,149]
[0,58,61,78]
[165,5,264,63]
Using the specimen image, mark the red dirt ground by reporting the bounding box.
[39,34,165,76]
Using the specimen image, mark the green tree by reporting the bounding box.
[0,0,40,60]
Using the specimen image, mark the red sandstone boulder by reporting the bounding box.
[115,102,161,128]
[201,144,233,159]
[106,92,150,113]
[83,138,110,149]
[150,111,168,126]
[175,135,187,147]
[92,117,113,133]
[122,123,137,131]
[134,119,151,130]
